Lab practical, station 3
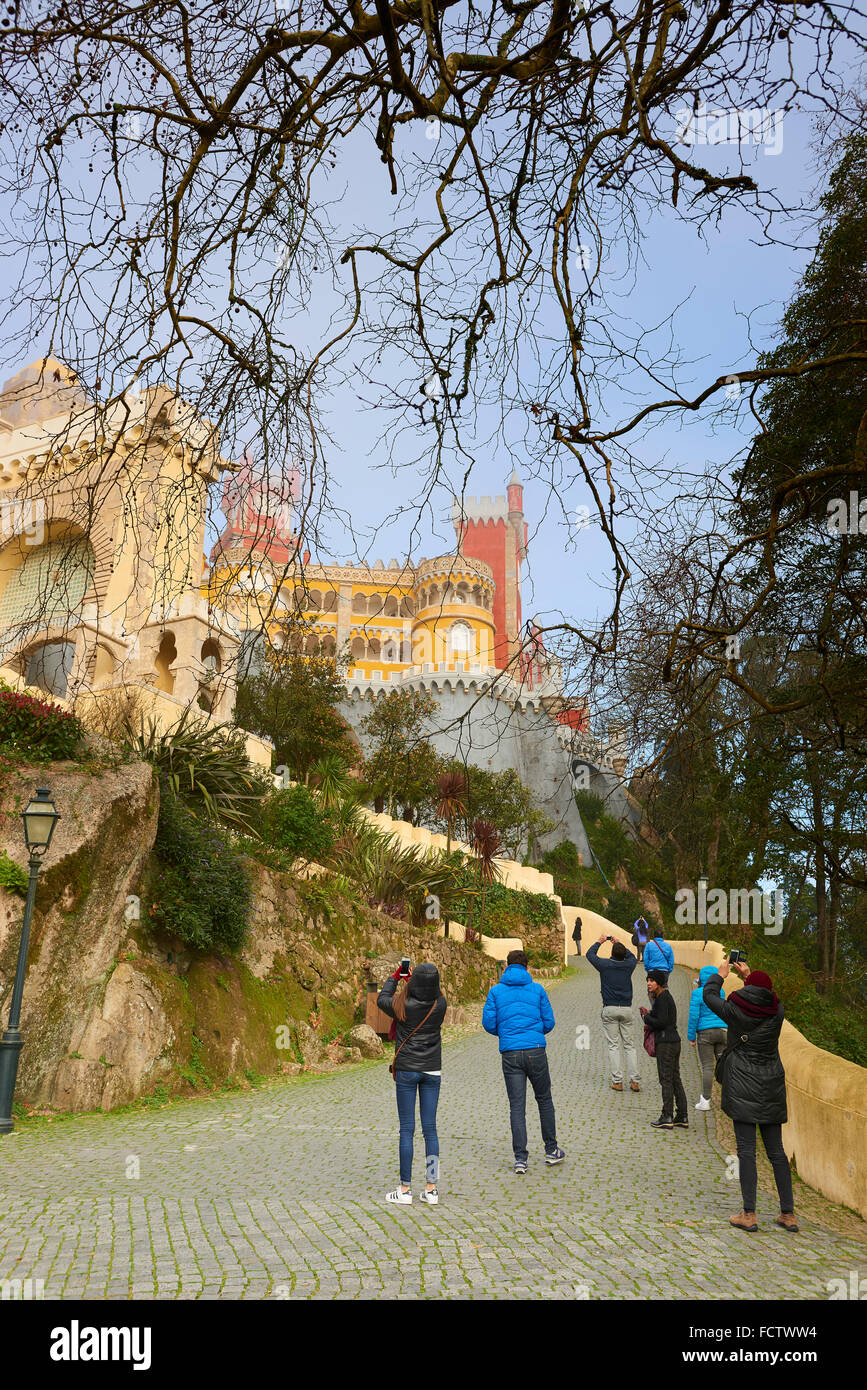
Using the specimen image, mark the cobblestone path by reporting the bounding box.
[0,961,863,1300]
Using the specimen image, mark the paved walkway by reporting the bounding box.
[0,961,863,1299]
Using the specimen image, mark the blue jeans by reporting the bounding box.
[501,1048,557,1162]
[394,1071,441,1186]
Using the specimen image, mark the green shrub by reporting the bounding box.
[150,784,251,952]
[526,947,560,969]
[263,784,335,860]
[0,850,29,895]
[453,875,558,938]
[0,687,82,762]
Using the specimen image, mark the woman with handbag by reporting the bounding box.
[702,961,797,1233]
[639,969,689,1129]
[377,962,448,1207]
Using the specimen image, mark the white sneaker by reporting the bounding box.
[695,1096,712,1111]
[385,1187,412,1205]
[419,1187,439,1206]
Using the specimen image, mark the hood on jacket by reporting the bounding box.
[698,966,718,986]
[500,964,532,986]
[408,962,440,1002]
[730,982,779,1018]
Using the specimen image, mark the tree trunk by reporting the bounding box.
[444,822,452,938]
[807,755,830,992]
[829,872,840,987]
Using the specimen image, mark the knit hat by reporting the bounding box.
[730,969,779,1018]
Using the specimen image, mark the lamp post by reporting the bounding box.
[0,788,60,1135]
[697,871,709,950]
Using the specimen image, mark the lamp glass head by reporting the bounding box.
[22,788,60,852]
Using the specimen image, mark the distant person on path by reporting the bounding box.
[688,965,727,1110]
[702,962,797,1233]
[571,916,582,958]
[377,962,447,1207]
[631,917,649,962]
[482,949,566,1173]
[586,933,641,1092]
[640,969,688,1129]
[642,929,675,976]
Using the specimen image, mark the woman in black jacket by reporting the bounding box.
[377,962,447,1207]
[703,961,797,1233]
[640,969,688,1129]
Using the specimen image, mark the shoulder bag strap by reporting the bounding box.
[390,999,438,1077]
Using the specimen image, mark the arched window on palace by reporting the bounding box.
[24,640,76,698]
[448,621,474,658]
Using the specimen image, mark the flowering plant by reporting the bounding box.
[0,687,82,762]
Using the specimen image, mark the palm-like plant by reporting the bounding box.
[128,708,266,830]
[470,817,502,949]
[331,821,466,925]
[310,754,351,810]
[436,769,467,936]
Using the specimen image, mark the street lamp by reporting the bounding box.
[697,871,709,950]
[0,789,60,1135]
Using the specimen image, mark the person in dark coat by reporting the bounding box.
[377,962,447,1207]
[640,969,688,1128]
[702,960,797,1233]
[571,916,582,957]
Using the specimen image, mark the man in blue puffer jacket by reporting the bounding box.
[687,965,727,1111]
[642,930,675,976]
[483,950,565,1173]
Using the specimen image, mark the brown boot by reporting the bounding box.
[611,1081,623,1091]
[775,1212,799,1233]
[729,1211,758,1232]
[629,1081,641,1092]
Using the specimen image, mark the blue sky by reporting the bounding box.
[272,103,829,630]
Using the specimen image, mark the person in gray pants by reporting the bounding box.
[687,965,728,1110]
[585,933,640,1092]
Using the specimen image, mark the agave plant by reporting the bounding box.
[129,707,266,830]
[469,817,502,948]
[332,820,466,925]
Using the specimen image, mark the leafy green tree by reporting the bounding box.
[150,785,252,953]
[234,648,358,783]
[435,762,553,860]
[733,131,867,745]
[263,783,336,860]
[359,687,437,818]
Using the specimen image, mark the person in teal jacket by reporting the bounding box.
[642,931,674,975]
[482,951,564,1172]
[687,964,727,1110]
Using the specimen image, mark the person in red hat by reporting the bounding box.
[702,960,797,1233]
